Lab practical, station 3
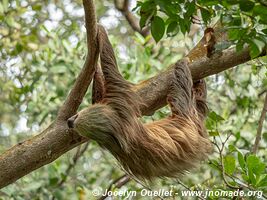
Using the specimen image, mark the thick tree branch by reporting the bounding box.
[0,124,87,189]
[136,47,263,115]
[252,93,267,154]
[57,0,99,121]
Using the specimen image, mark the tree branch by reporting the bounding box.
[57,0,99,121]
[99,174,130,200]
[114,0,149,37]
[252,93,267,154]
[136,47,264,115]
[57,142,90,187]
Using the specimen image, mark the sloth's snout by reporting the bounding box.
[67,114,78,128]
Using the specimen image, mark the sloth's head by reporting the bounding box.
[67,104,121,150]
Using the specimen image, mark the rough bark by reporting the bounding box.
[136,47,253,115]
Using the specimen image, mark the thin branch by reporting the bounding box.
[252,93,267,154]
[136,183,165,200]
[114,0,149,37]
[98,174,131,200]
[57,0,99,121]
[58,142,90,187]
[258,89,267,97]
[213,134,241,190]
[83,0,98,49]
[210,161,267,199]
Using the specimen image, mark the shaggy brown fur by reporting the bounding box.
[68,26,212,180]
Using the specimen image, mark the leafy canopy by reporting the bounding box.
[136,0,267,57]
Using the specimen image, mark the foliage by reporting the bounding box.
[136,0,267,57]
[0,0,267,199]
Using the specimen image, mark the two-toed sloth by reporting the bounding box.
[67,26,212,180]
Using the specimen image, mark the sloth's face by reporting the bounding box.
[67,104,120,148]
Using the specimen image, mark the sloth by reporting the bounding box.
[67,26,212,180]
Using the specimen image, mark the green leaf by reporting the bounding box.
[247,155,265,176]
[253,5,267,15]
[15,43,23,54]
[200,8,211,23]
[166,21,179,37]
[228,144,236,152]
[257,175,267,187]
[232,16,242,26]
[259,14,267,24]
[224,155,236,175]
[49,177,59,186]
[248,168,256,185]
[237,151,246,170]
[237,96,250,108]
[228,29,240,41]
[185,1,195,17]
[179,18,190,34]
[251,64,259,75]
[139,0,155,28]
[151,16,165,42]
[32,4,42,11]
[229,28,246,41]
[236,41,244,52]
[162,4,181,17]
[209,130,220,136]
[248,38,265,58]
[242,173,249,182]
[140,14,150,29]
[239,1,254,12]
[208,111,225,122]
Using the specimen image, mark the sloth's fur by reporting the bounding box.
[69,26,212,180]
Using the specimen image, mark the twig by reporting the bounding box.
[213,134,241,190]
[210,161,267,199]
[57,0,99,121]
[258,89,267,97]
[252,93,267,154]
[114,0,149,37]
[130,178,164,200]
[98,174,131,200]
[58,142,90,187]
